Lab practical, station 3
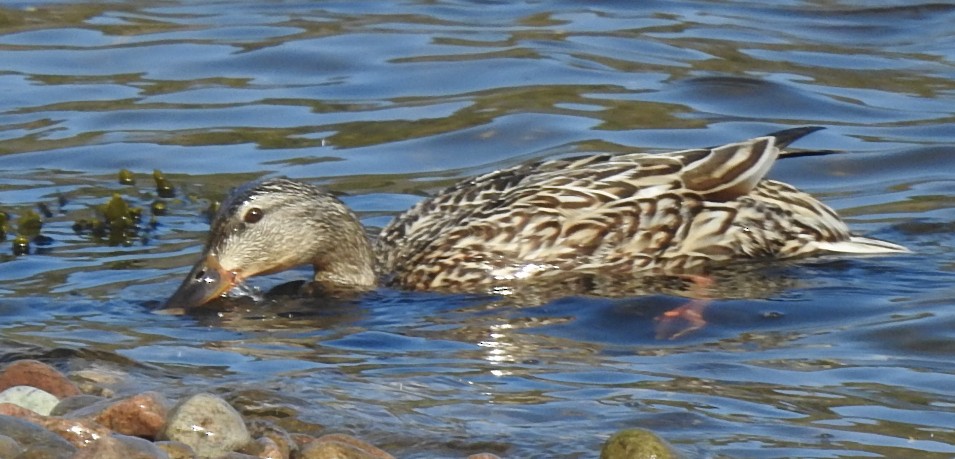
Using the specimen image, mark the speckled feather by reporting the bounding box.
[375,127,907,291]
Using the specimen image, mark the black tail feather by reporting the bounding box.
[767,126,825,149]
[778,148,840,159]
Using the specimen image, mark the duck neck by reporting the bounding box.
[311,217,378,290]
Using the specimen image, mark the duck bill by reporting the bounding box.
[164,254,238,309]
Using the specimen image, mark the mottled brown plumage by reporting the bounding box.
[166,127,908,308]
[376,127,906,291]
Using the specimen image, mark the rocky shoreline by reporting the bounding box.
[0,359,677,458]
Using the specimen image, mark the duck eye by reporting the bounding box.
[243,207,264,224]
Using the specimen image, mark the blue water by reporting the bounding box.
[1,1,955,457]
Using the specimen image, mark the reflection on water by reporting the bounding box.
[1,1,955,457]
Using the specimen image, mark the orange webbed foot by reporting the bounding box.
[654,274,714,340]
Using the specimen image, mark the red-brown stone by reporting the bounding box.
[34,415,111,448]
[0,360,80,398]
[72,433,168,459]
[0,402,40,418]
[298,434,394,459]
[69,391,168,439]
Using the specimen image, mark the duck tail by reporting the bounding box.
[768,126,825,148]
[765,126,842,159]
[816,236,910,255]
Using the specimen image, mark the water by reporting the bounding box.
[1,1,954,457]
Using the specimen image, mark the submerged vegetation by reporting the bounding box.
[1,169,189,254]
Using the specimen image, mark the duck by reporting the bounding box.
[164,126,908,309]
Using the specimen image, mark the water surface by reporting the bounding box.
[1,1,955,457]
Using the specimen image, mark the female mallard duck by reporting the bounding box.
[165,127,908,309]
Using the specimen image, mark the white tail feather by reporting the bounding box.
[816,236,910,255]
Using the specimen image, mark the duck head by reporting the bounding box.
[164,178,376,309]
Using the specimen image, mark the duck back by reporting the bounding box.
[375,128,907,291]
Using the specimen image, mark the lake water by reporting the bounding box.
[1,1,954,457]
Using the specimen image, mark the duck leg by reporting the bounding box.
[653,274,714,340]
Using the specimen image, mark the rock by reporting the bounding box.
[0,385,60,415]
[298,434,394,459]
[16,444,75,459]
[160,392,251,458]
[0,401,43,417]
[69,368,127,397]
[240,436,284,459]
[0,360,80,398]
[216,454,259,459]
[51,394,106,416]
[154,440,198,459]
[247,420,296,458]
[467,454,502,459]
[0,407,110,449]
[0,414,76,456]
[73,434,170,459]
[32,415,112,448]
[0,433,24,458]
[290,432,318,449]
[69,391,168,438]
[600,428,678,459]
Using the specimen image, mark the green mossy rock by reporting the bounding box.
[0,210,8,240]
[153,169,176,198]
[118,168,136,185]
[12,235,30,256]
[600,428,677,459]
[16,210,42,238]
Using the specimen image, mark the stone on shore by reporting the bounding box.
[0,385,60,415]
[0,414,77,456]
[73,433,170,459]
[160,392,251,458]
[0,401,44,417]
[51,394,107,416]
[68,391,168,438]
[298,433,395,459]
[0,433,25,458]
[240,436,284,459]
[31,415,113,448]
[154,440,198,459]
[0,360,80,398]
[600,428,678,459]
[247,419,297,458]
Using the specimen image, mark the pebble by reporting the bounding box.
[14,444,76,459]
[160,392,252,458]
[298,434,395,459]
[600,428,678,459]
[50,394,107,416]
[0,401,44,417]
[247,419,297,458]
[0,360,80,398]
[2,402,111,448]
[68,391,169,438]
[31,414,113,448]
[73,433,170,459]
[241,436,284,459]
[51,394,107,416]
[0,402,114,449]
[154,440,198,459]
[0,414,77,456]
[0,385,60,415]
[0,433,25,458]
[69,368,126,398]
[0,359,680,458]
